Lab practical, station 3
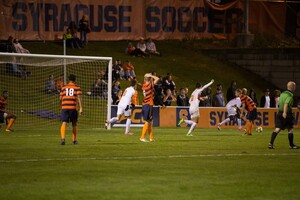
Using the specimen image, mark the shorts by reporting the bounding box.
[117,104,132,117]
[276,112,294,130]
[227,107,237,116]
[142,104,153,121]
[246,108,257,121]
[189,109,200,119]
[61,109,78,124]
[0,111,4,124]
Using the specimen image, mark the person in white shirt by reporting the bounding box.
[217,90,243,131]
[106,80,137,135]
[260,89,270,108]
[178,79,214,136]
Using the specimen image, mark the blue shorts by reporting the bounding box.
[61,109,78,124]
[247,108,257,122]
[142,104,153,121]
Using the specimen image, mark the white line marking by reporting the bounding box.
[0,153,299,163]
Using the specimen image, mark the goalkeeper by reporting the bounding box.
[106,80,137,135]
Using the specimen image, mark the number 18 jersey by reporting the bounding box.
[60,82,82,110]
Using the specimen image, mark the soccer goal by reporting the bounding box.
[0,52,112,130]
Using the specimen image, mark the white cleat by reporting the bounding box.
[186,133,193,137]
[149,139,155,142]
[140,138,149,142]
[125,132,134,136]
[217,126,221,131]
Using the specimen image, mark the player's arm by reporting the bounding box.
[77,95,83,115]
[240,103,246,118]
[202,79,214,90]
[282,103,288,118]
[145,73,159,84]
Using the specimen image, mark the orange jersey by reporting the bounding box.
[142,81,154,106]
[60,82,82,110]
[240,94,256,111]
[0,97,7,112]
[131,90,139,105]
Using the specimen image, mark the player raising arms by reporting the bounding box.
[217,89,243,131]
[237,88,257,135]
[0,91,17,132]
[60,74,82,145]
[178,79,214,136]
[106,80,137,135]
[140,73,159,142]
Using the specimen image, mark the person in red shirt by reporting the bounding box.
[0,91,16,132]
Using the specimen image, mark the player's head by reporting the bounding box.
[2,91,8,98]
[241,88,247,95]
[287,81,296,92]
[195,82,202,89]
[69,74,76,82]
[235,89,242,97]
[130,79,137,87]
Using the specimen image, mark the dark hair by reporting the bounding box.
[196,82,202,88]
[130,80,137,86]
[3,90,8,94]
[69,74,76,82]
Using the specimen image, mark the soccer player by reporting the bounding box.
[60,74,82,145]
[238,88,257,135]
[268,81,299,149]
[217,89,243,131]
[0,91,17,132]
[106,80,137,135]
[140,73,159,142]
[178,79,214,136]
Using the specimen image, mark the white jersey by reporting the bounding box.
[118,86,135,107]
[226,97,241,116]
[189,81,214,111]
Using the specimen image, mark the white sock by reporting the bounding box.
[237,119,242,128]
[188,122,197,134]
[109,117,118,124]
[184,120,194,125]
[125,118,131,133]
[219,118,230,126]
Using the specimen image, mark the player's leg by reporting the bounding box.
[5,113,16,132]
[60,110,69,145]
[124,108,133,135]
[268,112,283,149]
[217,116,230,130]
[187,117,198,136]
[140,105,151,142]
[286,114,299,149]
[107,105,124,128]
[71,110,79,144]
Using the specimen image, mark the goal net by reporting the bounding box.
[0,52,112,131]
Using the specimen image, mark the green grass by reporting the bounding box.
[0,127,300,200]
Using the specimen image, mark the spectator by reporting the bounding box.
[6,36,16,53]
[78,15,90,45]
[226,80,237,102]
[154,76,164,106]
[272,89,281,108]
[212,84,225,107]
[55,75,64,93]
[200,87,212,107]
[111,80,121,102]
[89,78,108,99]
[45,75,56,94]
[13,39,30,54]
[136,37,148,56]
[125,42,147,57]
[146,38,161,56]
[260,89,271,108]
[177,88,189,106]
[163,74,176,95]
[113,90,123,105]
[112,60,124,81]
[68,21,78,36]
[163,89,176,106]
[64,28,82,48]
[122,60,136,80]
[7,63,30,78]
[249,88,258,106]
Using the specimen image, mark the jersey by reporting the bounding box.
[119,86,135,107]
[278,90,293,114]
[142,81,155,106]
[240,94,256,111]
[226,97,242,110]
[0,97,7,112]
[60,82,82,110]
[189,81,213,111]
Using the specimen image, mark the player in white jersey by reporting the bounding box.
[217,89,244,131]
[106,80,137,135]
[178,79,214,136]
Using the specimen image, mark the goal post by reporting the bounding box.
[0,52,112,131]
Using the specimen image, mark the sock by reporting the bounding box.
[148,123,153,140]
[72,125,78,142]
[219,118,230,126]
[270,131,278,145]
[246,121,251,134]
[288,132,294,147]
[6,119,15,130]
[188,122,197,134]
[248,122,253,134]
[184,120,194,125]
[125,118,131,133]
[237,119,242,128]
[140,123,148,139]
[109,117,118,124]
[60,123,66,140]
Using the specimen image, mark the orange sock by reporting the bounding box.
[248,122,253,134]
[148,123,153,140]
[6,119,15,130]
[72,125,78,141]
[60,123,66,139]
[246,121,251,135]
[140,123,148,139]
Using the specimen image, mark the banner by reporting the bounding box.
[111,106,300,129]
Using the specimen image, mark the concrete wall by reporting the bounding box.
[201,48,300,96]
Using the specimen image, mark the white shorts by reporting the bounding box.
[189,109,200,119]
[117,104,131,117]
[227,107,237,117]
[3,113,8,119]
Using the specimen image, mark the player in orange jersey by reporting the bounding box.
[237,88,258,135]
[140,73,159,142]
[59,74,82,145]
[0,91,17,132]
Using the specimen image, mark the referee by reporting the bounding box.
[268,81,299,149]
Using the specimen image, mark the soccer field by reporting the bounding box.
[0,127,300,200]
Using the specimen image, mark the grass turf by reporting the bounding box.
[0,127,300,200]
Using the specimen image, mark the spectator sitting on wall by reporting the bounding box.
[212,84,225,107]
[45,75,57,94]
[78,15,90,45]
[163,73,176,95]
[163,89,177,106]
[271,89,281,108]
[87,78,108,99]
[111,80,121,102]
[6,36,16,53]
[112,60,124,81]
[177,88,189,106]
[249,88,258,106]
[13,39,30,54]
[113,90,123,105]
[146,38,161,56]
[64,28,81,48]
[125,42,147,57]
[154,76,164,106]
[122,60,136,80]
[199,87,212,107]
[260,88,271,108]
[136,37,148,57]
[226,80,237,102]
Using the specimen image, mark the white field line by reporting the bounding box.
[0,153,299,163]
